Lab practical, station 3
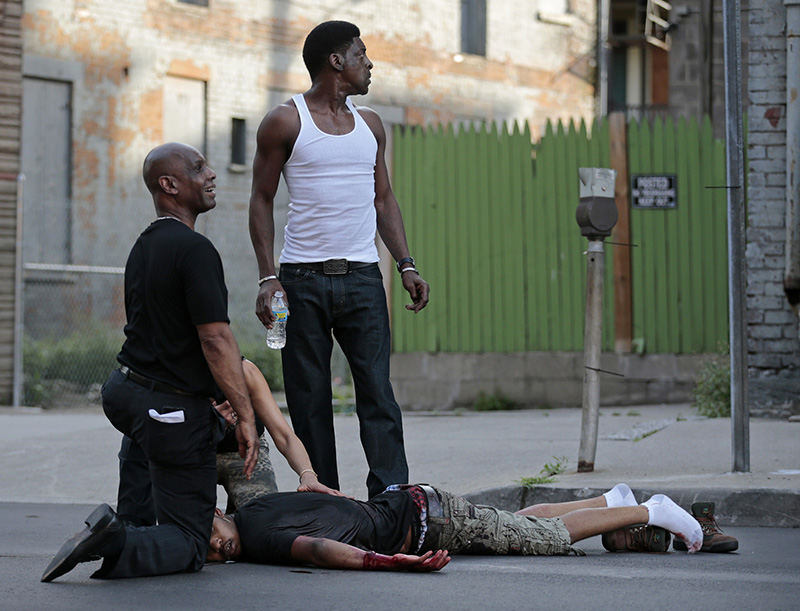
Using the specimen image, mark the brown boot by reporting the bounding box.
[673,502,738,553]
[602,523,671,552]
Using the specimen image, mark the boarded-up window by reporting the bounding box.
[21,77,71,263]
[163,75,207,153]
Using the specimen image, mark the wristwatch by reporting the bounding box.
[396,256,415,273]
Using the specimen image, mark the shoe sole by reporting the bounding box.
[674,538,738,553]
[41,504,115,583]
[602,524,671,553]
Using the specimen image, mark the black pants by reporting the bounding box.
[97,369,223,578]
[280,263,408,498]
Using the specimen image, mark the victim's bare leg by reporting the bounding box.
[516,483,637,517]
[518,486,702,550]
[557,494,703,550]
[560,506,650,543]
[516,496,606,517]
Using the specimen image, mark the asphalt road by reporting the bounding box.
[3,502,799,610]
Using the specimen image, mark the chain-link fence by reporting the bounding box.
[17,263,292,408]
[19,264,126,408]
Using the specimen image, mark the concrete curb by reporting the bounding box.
[463,485,800,528]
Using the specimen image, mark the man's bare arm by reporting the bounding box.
[290,536,450,571]
[197,321,258,477]
[249,104,299,327]
[359,108,430,312]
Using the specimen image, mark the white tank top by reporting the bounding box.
[279,94,379,263]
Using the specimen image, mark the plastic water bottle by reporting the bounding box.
[266,291,288,349]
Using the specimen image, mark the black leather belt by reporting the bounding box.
[281,260,374,275]
[417,484,448,554]
[419,484,443,517]
[119,365,194,397]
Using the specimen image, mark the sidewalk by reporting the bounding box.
[0,403,797,526]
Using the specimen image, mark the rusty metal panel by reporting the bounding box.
[21,77,71,264]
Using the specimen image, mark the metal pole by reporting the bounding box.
[578,240,605,472]
[722,0,749,472]
[12,173,25,408]
[785,0,800,322]
[597,0,611,116]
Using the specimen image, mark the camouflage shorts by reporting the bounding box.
[216,434,278,510]
[427,487,576,556]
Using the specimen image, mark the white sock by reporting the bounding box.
[643,495,703,553]
[603,483,637,508]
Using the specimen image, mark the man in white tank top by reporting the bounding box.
[249,21,430,499]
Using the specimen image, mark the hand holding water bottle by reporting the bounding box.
[266,291,289,349]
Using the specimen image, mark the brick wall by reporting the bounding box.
[666,0,744,138]
[746,0,800,415]
[0,0,22,404]
[668,1,713,123]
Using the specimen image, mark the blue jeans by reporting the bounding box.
[279,262,408,498]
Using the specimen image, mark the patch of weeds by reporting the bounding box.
[473,391,518,411]
[633,429,658,442]
[332,383,353,402]
[519,455,569,488]
[676,415,687,422]
[626,410,641,417]
[332,402,355,415]
[23,325,123,407]
[542,455,569,476]
[612,412,621,416]
[519,474,555,486]
[332,384,355,415]
[693,345,730,418]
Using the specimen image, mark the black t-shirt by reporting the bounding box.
[117,219,229,396]
[235,491,419,564]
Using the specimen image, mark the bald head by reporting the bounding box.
[141,142,217,220]
[142,142,200,195]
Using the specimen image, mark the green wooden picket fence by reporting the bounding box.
[391,115,728,354]
[627,116,729,354]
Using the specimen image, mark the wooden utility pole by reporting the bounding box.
[609,113,633,353]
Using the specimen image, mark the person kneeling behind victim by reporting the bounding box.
[116,357,344,529]
[205,483,704,572]
[42,359,344,583]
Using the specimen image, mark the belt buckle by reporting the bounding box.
[323,258,348,275]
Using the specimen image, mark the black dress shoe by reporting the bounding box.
[41,504,123,583]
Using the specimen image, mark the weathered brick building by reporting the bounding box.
[744,0,800,414]
[0,0,23,405]
[2,0,596,403]
[3,0,796,415]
